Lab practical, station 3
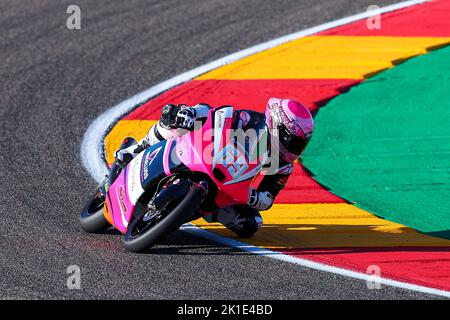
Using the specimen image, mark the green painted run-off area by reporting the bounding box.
[302,45,450,238]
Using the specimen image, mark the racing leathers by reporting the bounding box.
[115,103,294,238]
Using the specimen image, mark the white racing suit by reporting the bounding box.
[117,103,294,238]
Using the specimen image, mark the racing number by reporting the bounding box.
[217,143,248,180]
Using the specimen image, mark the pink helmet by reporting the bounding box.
[265,97,314,162]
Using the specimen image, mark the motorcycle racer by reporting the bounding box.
[115,98,314,238]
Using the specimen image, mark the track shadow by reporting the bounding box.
[280,246,450,256]
[138,230,246,255]
[425,230,450,240]
[190,222,450,254]
[94,225,243,255]
[101,228,121,236]
[249,223,450,249]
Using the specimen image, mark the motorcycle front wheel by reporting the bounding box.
[123,182,205,253]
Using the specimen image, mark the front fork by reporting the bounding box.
[147,178,209,224]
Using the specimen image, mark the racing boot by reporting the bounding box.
[205,205,263,238]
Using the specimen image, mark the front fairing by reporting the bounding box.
[104,139,184,233]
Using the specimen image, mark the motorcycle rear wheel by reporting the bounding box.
[80,182,110,233]
[123,183,204,253]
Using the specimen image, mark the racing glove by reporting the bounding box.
[175,107,197,130]
[248,187,274,211]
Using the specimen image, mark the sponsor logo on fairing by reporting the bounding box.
[141,147,162,181]
[117,186,127,213]
[115,184,130,227]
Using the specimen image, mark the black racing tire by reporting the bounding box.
[80,185,110,233]
[123,185,204,253]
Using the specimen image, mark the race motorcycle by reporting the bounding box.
[80,106,269,252]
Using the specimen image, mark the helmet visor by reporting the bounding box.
[277,123,310,156]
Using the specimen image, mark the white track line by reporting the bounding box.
[81,0,450,298]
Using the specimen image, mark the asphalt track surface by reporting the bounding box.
[0,0,439,299]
